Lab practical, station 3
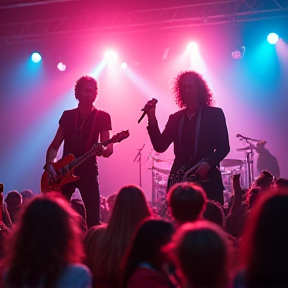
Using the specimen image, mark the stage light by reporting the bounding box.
[231,46,245,60]
[267,33,279,44]
[187,42,198,53]
[31,52,42,63]
[104,50,118,62]
[57,62,66,71]
[121,62,128,69]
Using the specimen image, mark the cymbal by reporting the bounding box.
[221,159,244,167]
[150,155,172,163]
[236,145,256,151]
[151,166,170,175]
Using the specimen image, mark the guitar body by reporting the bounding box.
[159,159,209,218]
[167,159,209,190]
[41,154,80,193]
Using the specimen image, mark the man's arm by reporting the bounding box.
[100,130,113,158]
[206,108,230,167]
[45,126,65,180]
[46,126,64,164]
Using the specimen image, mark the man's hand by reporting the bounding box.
[195,161,211,177]
[94,143,104,157]
[45,163,61,182]
[144,99,157,123]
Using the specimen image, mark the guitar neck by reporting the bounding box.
[68,138,113,171]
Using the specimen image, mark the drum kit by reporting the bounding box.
[140,134,265,211]
[150,154,171,210]
[221,134,266,198]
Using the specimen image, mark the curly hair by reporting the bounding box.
[172,71,214,108]
[74,75,97,100]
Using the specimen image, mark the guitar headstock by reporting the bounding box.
[102,130,130,146]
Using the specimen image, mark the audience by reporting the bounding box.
[252,170,274,191]
[169,220,229,288]
[84,184,152,288]
[1,176,287,288]
[2,192,92,288]
[71,198,88,234]
[107,193,117,214]
[4,191,23,224]
[274,177,288,188]
[236,188,288,288]
[167,182,207,228]
[122,218,175,288]
[20,189,34,204]
[203,200,226,228]
[225,174,248,237]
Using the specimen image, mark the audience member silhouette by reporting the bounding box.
[122,218,175,288]
[274,177,288,189]
[85,184,152,288]
[237,188,288,288]
[203,200,226,228]
[2,192,92,288]
[170,220,229,288]
[167,182,207,228]
[252,170,273,191]
[4,191,23,223]
[20,189,34,204]
[71,198,88,234]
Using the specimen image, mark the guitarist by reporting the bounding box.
[44,76,113,228]
[144,71,230,205]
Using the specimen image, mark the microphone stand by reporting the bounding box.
[133,144,145,187]
[245,141,254,188]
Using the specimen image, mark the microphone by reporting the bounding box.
[236,134,262,142]
[138,98,158,123]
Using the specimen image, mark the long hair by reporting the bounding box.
[170,221,228,288]
[172,71,214,108]
[87,184,152,287]
[240,188,288,288]
[4,193,84,288]
[122,218,174,287]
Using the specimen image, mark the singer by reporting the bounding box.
[143,70,230,204]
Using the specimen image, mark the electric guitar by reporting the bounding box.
[41,130,130,193]
[167,159,210,190]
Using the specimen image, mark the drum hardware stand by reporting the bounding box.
[245,147,254,188]
[147,149,158,209]
[133,143,145,188]
[236,134,262,188]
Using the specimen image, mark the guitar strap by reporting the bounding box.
[178,106,203,168]
[85,108,99,151]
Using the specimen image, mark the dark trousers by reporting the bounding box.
[62,174,100,228]
[201,168,224,205]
